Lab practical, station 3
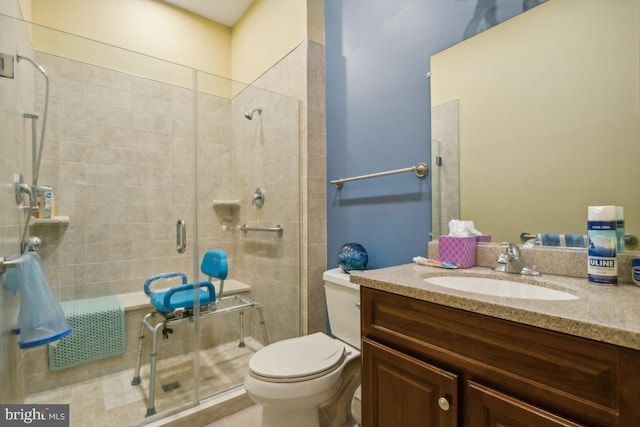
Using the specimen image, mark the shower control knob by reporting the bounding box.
[252,187,265,208]
[437,396,450,411]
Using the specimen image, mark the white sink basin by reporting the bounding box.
[423,276,578,301]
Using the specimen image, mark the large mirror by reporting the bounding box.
[430,0,640,249]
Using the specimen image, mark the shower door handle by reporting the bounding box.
[176,219,186,254]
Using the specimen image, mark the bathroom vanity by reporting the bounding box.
[352,264,640,426]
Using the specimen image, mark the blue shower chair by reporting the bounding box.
[131,249,268,417]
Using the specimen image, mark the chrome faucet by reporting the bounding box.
[493,242,540,276]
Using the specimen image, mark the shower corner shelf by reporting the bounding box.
[213,200,241,209]
[30,216,70,226]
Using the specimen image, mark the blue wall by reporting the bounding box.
[324,0,545,270]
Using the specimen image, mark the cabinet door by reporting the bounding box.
[467,381,585,427]
[362,338,458,427]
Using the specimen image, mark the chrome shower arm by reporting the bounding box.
[16,54,48,78]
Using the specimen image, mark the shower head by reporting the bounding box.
[244,107,262,120]
[16,53,48,79]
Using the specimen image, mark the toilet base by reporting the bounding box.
[255,358,361,427]
[319,357,361,427]
[245,333,361,427]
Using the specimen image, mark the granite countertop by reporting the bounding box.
[351,263,640,351]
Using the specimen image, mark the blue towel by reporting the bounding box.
[565,234,588,248]
[5,253,72,349]
[537,234,588,248]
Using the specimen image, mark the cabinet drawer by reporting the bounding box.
[361,288,619,423]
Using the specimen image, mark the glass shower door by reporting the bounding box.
[16,21,202,425]
[195,70,302,401]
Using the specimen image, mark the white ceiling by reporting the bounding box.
[161,0,254,27]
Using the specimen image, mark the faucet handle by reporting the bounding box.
[500,242,521,258]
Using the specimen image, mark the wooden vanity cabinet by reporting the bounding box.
[361,287,640,427]
[362,338,458,426]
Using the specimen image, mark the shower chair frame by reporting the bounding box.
[131,250,269,417]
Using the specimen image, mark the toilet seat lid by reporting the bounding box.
[249,333,346,382]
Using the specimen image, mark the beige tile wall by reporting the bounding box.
[34,52,197,301]
[305,41,329,334]
[228,83,301,344]
[251,40,328,336]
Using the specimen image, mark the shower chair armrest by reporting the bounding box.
[161,281,217,312]
[143,272,188,297]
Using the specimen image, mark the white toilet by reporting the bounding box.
[244,268,362,427]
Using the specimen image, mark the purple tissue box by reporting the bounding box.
[476,235,492,243]
[438,235,477,268]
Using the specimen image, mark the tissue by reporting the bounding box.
[438,220,486,268]
[448,220,482,237]
[448,220,491,243]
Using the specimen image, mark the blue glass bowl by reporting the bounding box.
[337,243,368,273]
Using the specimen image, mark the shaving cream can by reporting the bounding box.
[587,205,617,285]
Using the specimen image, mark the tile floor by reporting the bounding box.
[25,338,262,427]
[203,404,261,427]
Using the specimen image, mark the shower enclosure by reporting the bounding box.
[1,11,301,426]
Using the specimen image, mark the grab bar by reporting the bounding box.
[176,219,186,254]
[331,163,428,189]
[0,256,17,274]
[520,232,638,245]
[240,224,283,236]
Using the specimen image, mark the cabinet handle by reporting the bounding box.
[437,396,450,411]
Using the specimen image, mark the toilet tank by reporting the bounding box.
[323,268,361,349]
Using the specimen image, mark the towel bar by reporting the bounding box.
[521,232,638,246]
[0,256,17,274]
[331,162,428,189]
